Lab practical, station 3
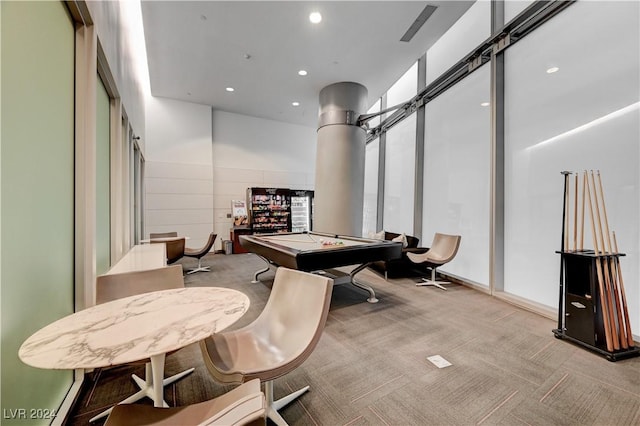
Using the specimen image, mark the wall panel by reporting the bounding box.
[211,110,316,246]
[144,97,213,250]
[1,0,75,419]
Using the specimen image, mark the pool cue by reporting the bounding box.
[590,170,620,350]
[261,236,316,243]
[585,171,614,352]
[579,173,586,251]
[573,174,578,251]
[595,170,627,349]
[607,247,628,349]
[612,232,635,348]
[564,173,570,252]
[558,171,571,331]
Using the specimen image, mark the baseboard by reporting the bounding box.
[437,271,556,320]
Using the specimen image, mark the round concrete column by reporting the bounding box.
[314,82,368,236]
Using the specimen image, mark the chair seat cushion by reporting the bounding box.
[203,329,311,383]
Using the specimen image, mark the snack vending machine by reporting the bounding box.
[247,187,291,233]
[290,190,314,232]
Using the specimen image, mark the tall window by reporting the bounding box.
[504,0,535,23]
[426,0,490,86]
[363,138,379,236]
[381,62,418,236]
[363,99,381,236]
[503,1,640,308]
[96,74,111,274]
[383,114,416,236]
[132,138,144,244]
[387,62,417,108]
[423,64,491,285]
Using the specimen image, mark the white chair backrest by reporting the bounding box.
[96,264,184,305]
[150,231,178,239]
[254,267,333,359]
[427,233,461,263]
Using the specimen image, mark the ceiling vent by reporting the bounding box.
[400,4,437,42]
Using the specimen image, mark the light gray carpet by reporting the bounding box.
[67,253,640,425]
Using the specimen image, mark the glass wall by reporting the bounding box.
[504,1,640,312]
[504,0,535,23]
[358,0,639,331]
[426,0,490,86]
[363,99,381,237]
[363,138,379,236]
[387,62,417,108]
[96,75,111,274]
[383,114,416,236]
[381,61,418,236]
[1,0,75,417]
[423,64,491,286]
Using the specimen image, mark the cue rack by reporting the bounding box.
[553,170,639,361]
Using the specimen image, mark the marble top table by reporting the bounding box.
[19,287,249,408]
[140,236,190,244]
[106,244,166,275]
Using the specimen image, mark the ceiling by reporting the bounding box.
[141,1,474,128]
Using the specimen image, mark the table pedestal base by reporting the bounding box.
[89,354,195,422]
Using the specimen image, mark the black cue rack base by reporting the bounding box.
[556,250,639,362]
[552,328,640,362]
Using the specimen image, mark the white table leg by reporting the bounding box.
[150,353,167,407]
[89,355,178,422]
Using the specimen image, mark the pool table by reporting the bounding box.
[240,231,402,303]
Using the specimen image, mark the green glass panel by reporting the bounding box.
[96,76,111,274]
[1,1,75,422]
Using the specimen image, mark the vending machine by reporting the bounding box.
[246,187,291,233]
[290,190,314,232]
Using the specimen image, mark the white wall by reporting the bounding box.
[212,110,316,247]
[145,96,213,250]
[144,104,317,251]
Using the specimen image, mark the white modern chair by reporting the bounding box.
[407,233,461,290]
[151,237,185,265]
[184,232,217,274]
[149,231,178,239]
[199,267,333,426]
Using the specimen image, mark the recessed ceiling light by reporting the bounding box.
[546,66,559,74]
[480,102,490,107]
[292,102,300,107]
[200,15,207,21]
[309,12,322,24]
[225,87,234,92]
[298,70,308,76]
